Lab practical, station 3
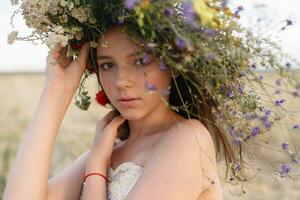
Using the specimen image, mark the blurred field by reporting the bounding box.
[0,72,300,199]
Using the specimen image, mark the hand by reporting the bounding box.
[45,43,90,93]
[88,110,126,168]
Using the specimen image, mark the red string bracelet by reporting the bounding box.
[84,172,109,183]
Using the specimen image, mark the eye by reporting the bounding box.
[99,62,116,70]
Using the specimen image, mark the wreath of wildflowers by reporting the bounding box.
[8,0,300,188]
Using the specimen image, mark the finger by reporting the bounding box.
[96,110,118,130]
[76,42,90,66]
[47,44,66,66]
[101,110,118,123]
[49,44,64,59]
[105,115,126,133]
[60,46,68,58]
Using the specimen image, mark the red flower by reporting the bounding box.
[95,90,110,106]
[70,43,83,50]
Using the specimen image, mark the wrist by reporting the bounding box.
[85,161,109,176]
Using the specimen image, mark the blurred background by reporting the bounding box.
[0,0,300,199]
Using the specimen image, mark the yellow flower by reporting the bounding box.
[191,0,218,28]
[191,0,213,25]
[140,0,150,9]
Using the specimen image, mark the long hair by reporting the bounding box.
[89,26,236,178]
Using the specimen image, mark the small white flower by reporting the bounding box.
[59,0,69,8]
[71,6,90,23]
[7,31,19,44]
[68,2,75,10]
[10,0,19,6]
[47,32,69,47]
[70,27,83,40]
[59,14,69,24]
[53,26,65,34]
[48,0,62,15]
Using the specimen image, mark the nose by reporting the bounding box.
[115,65,133,89]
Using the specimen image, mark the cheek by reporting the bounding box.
[146,70,171,90]
[99,72,114,91]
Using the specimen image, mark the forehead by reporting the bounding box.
[97,26,143,56]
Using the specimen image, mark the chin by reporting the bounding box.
[118,109,146,121]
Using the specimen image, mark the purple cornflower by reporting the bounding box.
[238,72,245,78]
[221,0,228,8]
[205,29,218,37]
[125,0,139,10]
[206,52,215,61]
[281,142,289,151]
[234,6,244,17]
[275,99,286,106]
[182,1,196,23]
[238,84,245,94]
[264,109,272,116]
[234,139,241,146]
[292,91,299,97]
[144,80,157,92]
[229,126,237,136]
[250,113,259,120]
[260,115,272,129]
[243,113,251,120]
[292,157,298,163]
[235,163,241,171]
[274,89,281,95]
[227,90,234,98]
[116,9,125,25]
[251,127,260,137]
[164,8,173,17]
[292,124,299,129]
[160,60,167,71]
[279,164,291,177]
[285,62,291,69]
[286,19,293,26]
[142,52,150,65]
[276,78,281,86]
[175,37,186,50]
[281,19,293,30]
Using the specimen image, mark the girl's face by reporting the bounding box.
[97,26,172,120]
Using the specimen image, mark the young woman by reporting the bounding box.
[4,23,225,199]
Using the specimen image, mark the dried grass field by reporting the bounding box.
[0,71,300,199]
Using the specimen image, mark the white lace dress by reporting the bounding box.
[79,162,143,200]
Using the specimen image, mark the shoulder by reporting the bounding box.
[155,119,221,194]
[166,119,216,161]
[126,119,221,200]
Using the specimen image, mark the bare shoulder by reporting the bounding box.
[125,119,223,200]
[171,119,222,197]
[172,119,216,157]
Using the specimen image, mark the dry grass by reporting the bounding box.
[0,72,299,199]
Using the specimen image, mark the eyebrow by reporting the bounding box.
[97,51,144,60]
[97,49,152,60]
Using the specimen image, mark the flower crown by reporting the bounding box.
[9,0,300,186]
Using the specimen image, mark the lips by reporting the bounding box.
[118,97,140,101]
[117,97,141,107]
